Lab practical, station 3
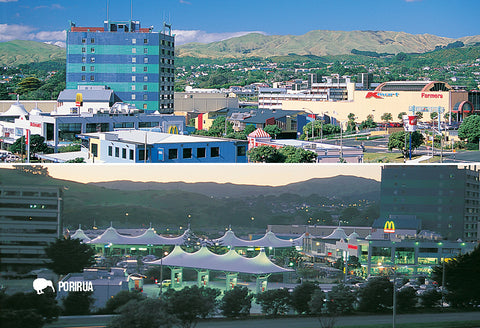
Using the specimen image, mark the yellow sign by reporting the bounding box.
[168,125,179,134]
[384,221,395,233]
[75,93,83,107]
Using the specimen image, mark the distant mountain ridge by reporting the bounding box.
[91,175,380,201]
[177,30,480,59]
[3,29,479,65]
[0,40,65,66]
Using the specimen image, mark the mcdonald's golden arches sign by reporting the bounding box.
[384,221,395,233]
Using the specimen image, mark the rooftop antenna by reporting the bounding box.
[130,0,133,22]
[106,0,109,22]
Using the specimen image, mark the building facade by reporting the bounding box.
[282,81,477,123]
[79,130,248,163]
[0,101,185,151]
[66,20,174,113]
[380,165,480,242]
[0,185,63,273]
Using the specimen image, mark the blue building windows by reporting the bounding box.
[183,148,192,159]
[132,38,136,44]
[82,47,86,53]
[144,48,148,54]
[129,149,134,160]
[115,147,119,157]
[81,66,86,71]
[122,148,127,159]
[143,39,148,44]
[82,38,86,44]
[90,47,95,53]
[197,148,206,158]
[168,149,178,160]
[82,57,86,63]
[90,75,95,81]
[81,75,86,81]
[237,146,246,157]
[90,38,95,44]
[108,146,112,156]
[211,147,220,158]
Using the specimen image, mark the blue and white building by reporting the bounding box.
[67,20,174,113]
[78,130,248,163]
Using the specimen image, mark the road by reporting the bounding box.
[45,311,480,328]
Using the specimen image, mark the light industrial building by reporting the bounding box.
[78,129,248,163]
[0,185,63,273]
[66,20,174,113]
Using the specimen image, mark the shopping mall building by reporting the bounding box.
[282,81,479,123]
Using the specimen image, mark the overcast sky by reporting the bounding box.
[1,0,479,47]
[2,164,381,185]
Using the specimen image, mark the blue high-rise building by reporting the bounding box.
[66,20,174,113]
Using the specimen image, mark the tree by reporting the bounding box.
[415,112,424,120]
[44,237,95,276]
[9,135,49,156]
[263,124,282,138]
[0,291,61,327]
[291,281,320,314]
[62,291,94,315]
[432,245,480,308]
[346,113,357,131]
[381,112,393,124]
[279,146,317,163]
[396,287,417,313]
[388,131,425,157]
[103,290,146,314]
[359,115,377,129]
[108,298,174,328]
[219,286,253,318]
[458,114,480,145]
[430,111,438,122]
[325,284,356,315]
[358,277,393,313]
[419,289,442,308]
[248,146,284,163]
[243,124,256,136]
[397,112,407,121]
[205,116,234,137]
[308,288,326,315]
[255,288,291,316]
[165,285,220,328]
[16,77,43,95]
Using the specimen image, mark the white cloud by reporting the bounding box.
[0,24,66,47]
[173,29,266,45]
[44,41,66,48]
[0,0,18,2]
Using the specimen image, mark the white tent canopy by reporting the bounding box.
[87,226,189,246]
[146,245,293,275]
[212,230,304,248]
[70,226,91,243]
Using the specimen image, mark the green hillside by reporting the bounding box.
[0,167,380,232]
[177,30,480,59]
[0,40,66,66]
